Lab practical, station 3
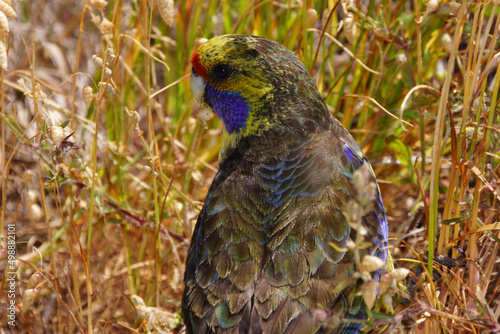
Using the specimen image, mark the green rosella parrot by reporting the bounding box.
[182,35,388,334]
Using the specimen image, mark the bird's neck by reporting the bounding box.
[219,130,240,164]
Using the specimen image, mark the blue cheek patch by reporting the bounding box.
[205,85,249,134]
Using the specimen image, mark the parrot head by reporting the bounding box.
[190,35,325,138]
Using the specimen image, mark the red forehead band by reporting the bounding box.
[191,50,209,79]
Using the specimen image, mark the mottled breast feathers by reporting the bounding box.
[183,35,388,334]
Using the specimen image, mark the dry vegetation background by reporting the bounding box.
[0,0,499,333]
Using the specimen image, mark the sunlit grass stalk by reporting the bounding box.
[222,1,232,35]
[26,54,62,332]
[302,0,308,69]
[429,1,467,281]
[143,3,164,307]
[486,59,500,164]
[70,5,87,129]
[463,2,494,301]
[180,118,202,237]
[413,0,427,179]
[479,6,500,169]
[53,176,82,332]
[69,7,89,326]
[84,43,115,333]
[86,96,102,334]
[181,121,204,199]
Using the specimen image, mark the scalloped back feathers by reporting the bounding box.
[183,35,389,334]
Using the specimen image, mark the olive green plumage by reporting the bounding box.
[183,35,388,334]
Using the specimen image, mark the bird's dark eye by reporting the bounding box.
[212,64,232,80]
